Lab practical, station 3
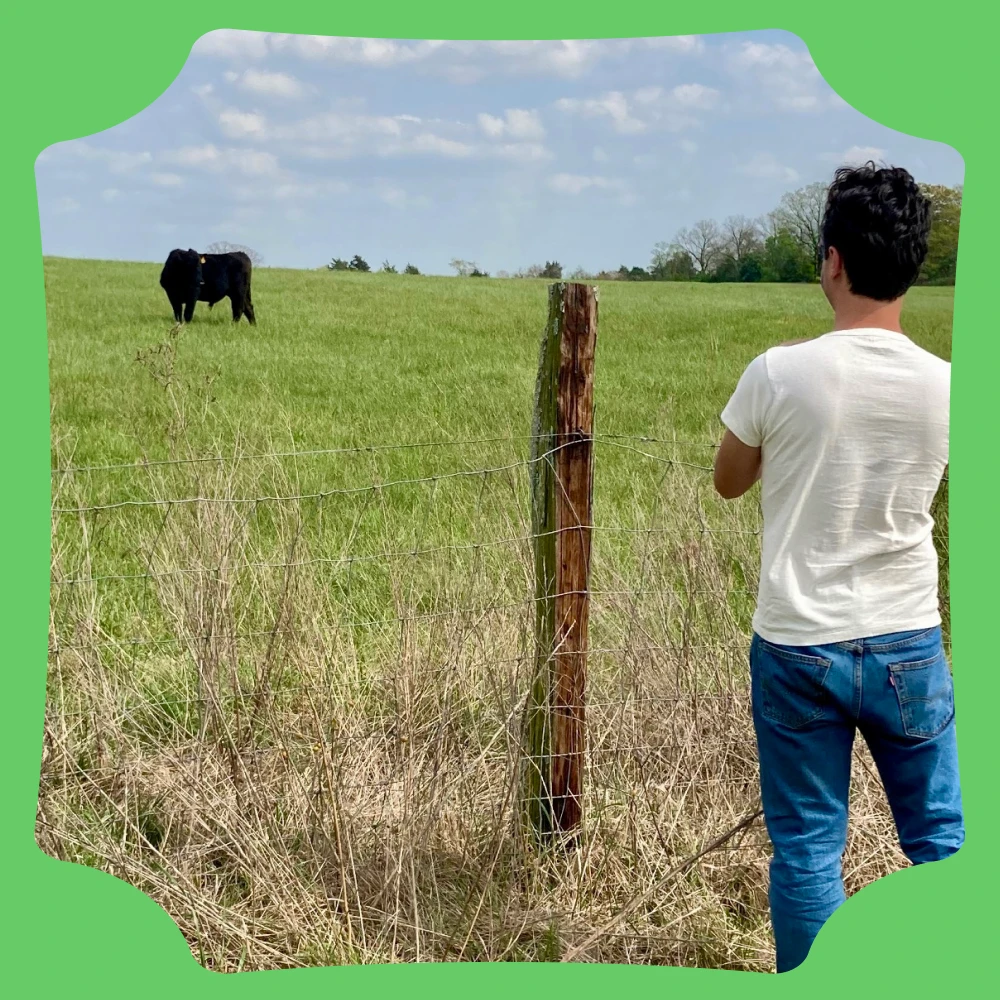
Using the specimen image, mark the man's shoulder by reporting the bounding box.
[899,340,951,385]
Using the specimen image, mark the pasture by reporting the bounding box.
[42,257,954,971]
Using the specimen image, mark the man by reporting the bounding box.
[714,162,962,973]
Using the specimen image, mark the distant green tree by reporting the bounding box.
[615,265,652,281]
[771,181,827,279]
[738,252,764,283]
[450,258,476,276]
[349,255,371,272]
[707,254,740,283]
[541,261,563,279]
[470,268,490,277]
[328,258,349,271]
[381,260,398,274]
[650,247,697,281]
[761,229,814,283]
[668,220,725,275]
[404,263,420,275]
[919,183,962,285]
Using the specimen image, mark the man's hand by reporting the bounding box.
[714,430,762,500]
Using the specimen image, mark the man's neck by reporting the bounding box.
[832,294,905,333]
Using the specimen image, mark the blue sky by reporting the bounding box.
[35,29,964,276]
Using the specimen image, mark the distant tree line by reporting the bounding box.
[328,255,420,274]
[589,180,961,286]
[324,178,961,286]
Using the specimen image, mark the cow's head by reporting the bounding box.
[165,248,205,289]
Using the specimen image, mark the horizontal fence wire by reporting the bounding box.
[42,430,946,971]
[50,438,719,514]
[50,434,723,476]
[50,525,764,588]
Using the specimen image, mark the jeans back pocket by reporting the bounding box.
[888,652,955,739]
[753,637,833,730]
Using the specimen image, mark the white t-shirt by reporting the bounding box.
[721,328,950,646]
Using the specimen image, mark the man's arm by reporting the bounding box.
[714,429,762,500]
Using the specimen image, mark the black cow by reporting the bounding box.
[159,248,256,325]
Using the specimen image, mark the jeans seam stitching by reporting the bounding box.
[867,628,937,653]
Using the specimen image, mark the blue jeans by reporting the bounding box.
[750,626,963,973]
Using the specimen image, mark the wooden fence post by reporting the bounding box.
[523,282,597,843]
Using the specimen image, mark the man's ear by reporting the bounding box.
[826,245,844,280]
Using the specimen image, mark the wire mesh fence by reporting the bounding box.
[40,430,950,971]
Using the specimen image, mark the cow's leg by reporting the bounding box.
[183,300,196,323]
[243,287,256,325]
[229,293,243,324]
[167,292,183,323]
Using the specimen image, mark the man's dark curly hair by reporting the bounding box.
[820,162,932,301]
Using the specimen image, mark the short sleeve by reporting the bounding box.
[721,353,773,449]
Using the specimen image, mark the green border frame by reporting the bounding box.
[5,4,995,994]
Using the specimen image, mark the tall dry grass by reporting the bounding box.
[42,403,940,972]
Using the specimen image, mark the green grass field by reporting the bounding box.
[41,257,954,972]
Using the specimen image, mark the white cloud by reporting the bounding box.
[53,196,80,214]
[191,28,269,59]
[228,178,350,203]
[162,144,280,177]
[670,83,721,110]
[406,133,474,158]
[642,35,705,54]
[478,113,505,138]
[548,173,626,196]
[634,86,663,106]
[738,152,800,182]
[491,142,553,163]
[821,145,887,166]
[592,146,609,163]
[192,83,214,98]
[229,68,306,99]
[269,111,535,161]
[483,39,604,78]
[151,172,183,186]
[726,39,842,113]
[269,111,405,149]
[555,83,717,136]
[101,188,120,202]
[219,109,267,138]
[273,179,351,199]
[554,91,646,135]
[191,29,270,59]
[679,139,698,155]
[270,34,447,67]
[191,31,707,82]
[40,142,152,175]
[108,151,153,173]
[477,108,545,140]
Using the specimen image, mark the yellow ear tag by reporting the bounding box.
[200,256,206,263]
